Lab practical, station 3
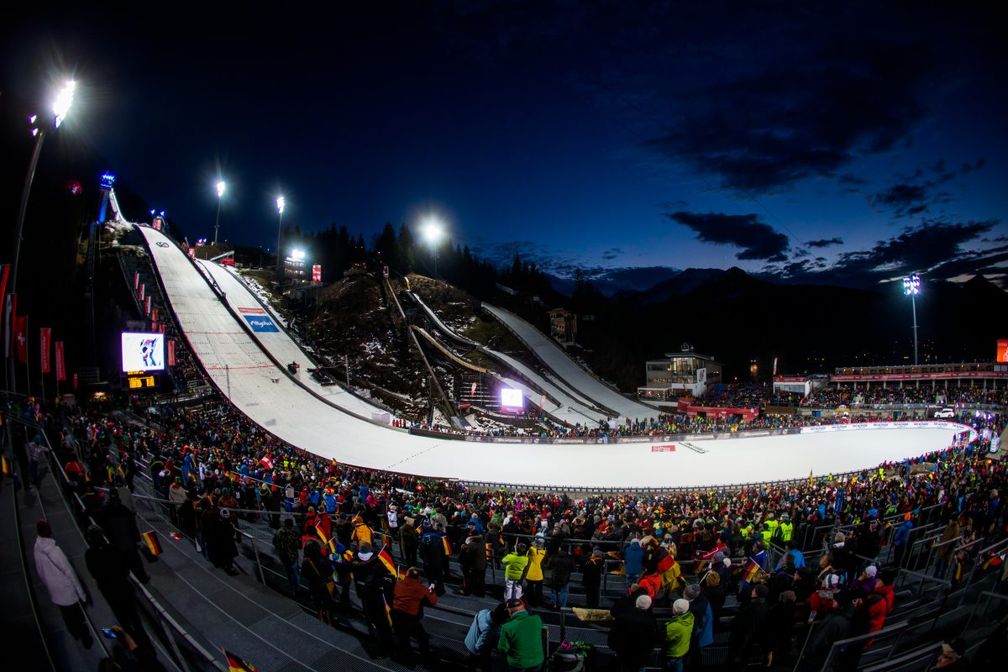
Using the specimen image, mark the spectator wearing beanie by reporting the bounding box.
[391,567,438,664]
[684,582,713,665]
[664,598,694,672]
[608,593,658,671]
[498,598,544,672]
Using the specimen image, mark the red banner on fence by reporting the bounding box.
[55,341,66,382]
[167,339,175,367]
[39,327,51,373]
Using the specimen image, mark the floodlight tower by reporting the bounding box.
[213,180,226,245]
[902,274,921,365]
[420,215,445,276]
[275,195,286,273]
[8,78,76,393]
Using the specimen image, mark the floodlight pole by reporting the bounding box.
[214,198,222,246]
[910,292,918,366]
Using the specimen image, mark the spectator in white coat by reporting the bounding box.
[34,520,93,649]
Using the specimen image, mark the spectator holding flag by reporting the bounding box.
[391,567,438,664]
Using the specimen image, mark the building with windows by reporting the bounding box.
[637,348,722,402]
[548,308,577,346]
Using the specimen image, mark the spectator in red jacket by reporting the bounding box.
[392,567,438,663]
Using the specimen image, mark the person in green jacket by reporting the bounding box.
[502,542,530,600]
[498,598,544,672]
[664,598,695,672]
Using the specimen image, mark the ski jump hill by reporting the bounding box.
[137,221,970,491]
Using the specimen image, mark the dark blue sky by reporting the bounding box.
[4,1,1007,287]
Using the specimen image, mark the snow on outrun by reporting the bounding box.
[139,224,961,489]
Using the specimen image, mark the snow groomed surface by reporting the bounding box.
[482,303,659,421]
[196,259,391,420]
[409,292,605,425]
[140,224,966,490]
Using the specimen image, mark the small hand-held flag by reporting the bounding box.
[141,530,162,557]
[377,546,398,577]
[225,649,259,672]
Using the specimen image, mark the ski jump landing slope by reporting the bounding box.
[409,292,608,425]
[195,259,390,420]
[140,224,963,489]
[482,304,659,422]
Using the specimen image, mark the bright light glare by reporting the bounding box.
[52,80,76,128]
[902,274,921,296]
[216,180,226,198]
[421,215,444,243]
[290,249,305,261]
[276,195,285,214]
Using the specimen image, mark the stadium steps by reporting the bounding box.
[1,474,61,672]
[130,500,424,672]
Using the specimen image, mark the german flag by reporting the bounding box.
[741,557,760,584]
[382,594,393,626]
[225,649,258,672]
[141,530,162,557]
[315,522,335,553]
[377,546,397,577]
[442,536,452,556]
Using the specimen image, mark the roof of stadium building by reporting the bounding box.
[831,361,1008,382]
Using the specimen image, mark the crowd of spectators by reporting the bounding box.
[804,384,1007,409]
[9,385,1006,671]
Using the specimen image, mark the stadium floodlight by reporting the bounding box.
[275,195,286,274]
[52,79,76,129]
[213,179,226,245]
[8,78,78,392]
[902,274,921,365]
[420,214,445,276]
[290,248,306,261]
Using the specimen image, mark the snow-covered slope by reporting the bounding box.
[138,223,961,489]
[483,304,659,421]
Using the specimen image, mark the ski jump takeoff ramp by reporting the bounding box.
[139,224,968,490]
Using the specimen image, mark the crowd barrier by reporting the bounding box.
[5,407,227,672]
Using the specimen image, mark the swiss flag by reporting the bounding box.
[14,315,27,363]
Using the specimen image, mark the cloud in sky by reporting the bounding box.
[668,211,789,262]
[766,219,1000,286]
[806,237,844,249]
[869,158,985,217]
[647,40,932,192]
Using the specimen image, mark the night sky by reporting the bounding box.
[4,2,1007,289]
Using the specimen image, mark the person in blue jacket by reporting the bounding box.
[624,537,644,588]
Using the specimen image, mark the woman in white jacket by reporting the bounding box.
[34,520,93,649]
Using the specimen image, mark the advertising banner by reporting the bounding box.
[167,339,176,367]
[55,341,66,381]
[998,339,1008,363]
[39,327,51,373]
[238,306,278,333]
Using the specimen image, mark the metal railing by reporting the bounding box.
[10,409,226,672]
